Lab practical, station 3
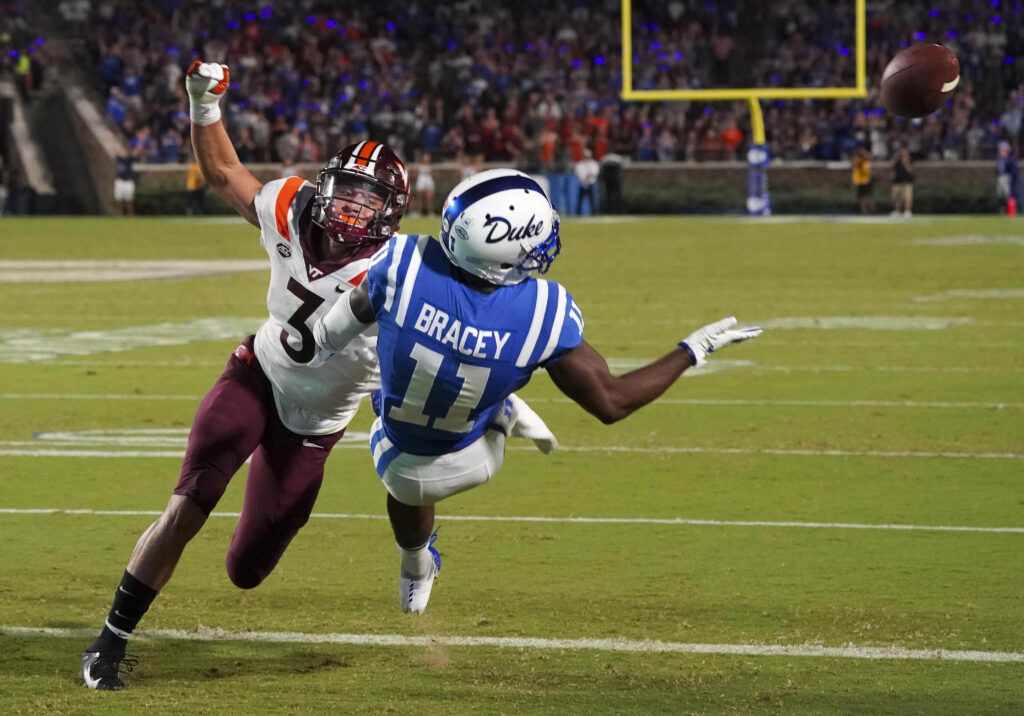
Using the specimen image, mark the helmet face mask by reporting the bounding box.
[312,142,409,247]
[439,169,561,286]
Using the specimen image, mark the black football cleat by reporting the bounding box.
[81,650,138,691]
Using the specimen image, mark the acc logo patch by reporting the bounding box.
[454,226,470,241]
[276,243,293,259]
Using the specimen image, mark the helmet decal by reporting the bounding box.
[481,214,545,243]
[342,140,383,176]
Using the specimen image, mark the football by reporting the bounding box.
[880,43,960,118]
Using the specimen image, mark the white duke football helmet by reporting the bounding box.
[438,169,561,286]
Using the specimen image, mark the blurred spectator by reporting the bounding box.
[574,148,600,215]
[655,128,677,162]
[51,0,1024,169]
[721,121,744,160]
[413,152,435,216]
[995,141,1019,213]
[891,149,915,217]
[234,127,258,164]
[599,151,625,214]
[279,156,295,180]
[852,147,874,214]
[185,154,206,216]
[0,153,9,216]
[113,143,137,216]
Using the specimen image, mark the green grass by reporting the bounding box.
[1,215,1022,714]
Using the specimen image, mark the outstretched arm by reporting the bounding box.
[546,316,762,424]
[313,281,376,353]
[547,340,690,424]
[186,62,262,227]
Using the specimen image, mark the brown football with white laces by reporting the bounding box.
[881,44,960,118]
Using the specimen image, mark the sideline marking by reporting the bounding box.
[535,396,1023,410]
[1,393,200,401]
[20,429,371,447]
[8,361,1021,374]
[758,316,975,331]
[0,508,1020,534]
[1,445,1021,460]
[3,626,1021,663]
[0,318,264,363]
[907,234,1024,247]
[3,394,1018,410]
[912,288,1024,303]
[0,259,267,283]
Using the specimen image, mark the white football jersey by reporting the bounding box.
[252,177,381,435]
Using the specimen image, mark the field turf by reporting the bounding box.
[0,214,1022,714]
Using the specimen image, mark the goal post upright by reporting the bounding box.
[620,0,867,213]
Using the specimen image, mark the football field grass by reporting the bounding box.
[0,214,1022,714]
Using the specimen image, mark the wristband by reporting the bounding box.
[189,101,221,127]
[678,340,700,366]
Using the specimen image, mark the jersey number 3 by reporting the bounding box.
[280,277,325,364]
[389,342,491,433]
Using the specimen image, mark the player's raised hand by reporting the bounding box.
[185,61,230,126]
[680,316,762,368]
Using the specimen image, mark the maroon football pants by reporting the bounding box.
[174,337,344,588]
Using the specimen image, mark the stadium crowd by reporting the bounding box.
[13,0,1024,171]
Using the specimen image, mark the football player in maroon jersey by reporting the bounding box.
[82,61,411,691]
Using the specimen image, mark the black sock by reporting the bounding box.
[87,570,159,655]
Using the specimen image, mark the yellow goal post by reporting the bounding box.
[620,0,867,145]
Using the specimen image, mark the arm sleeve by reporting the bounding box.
[313,291,372,353]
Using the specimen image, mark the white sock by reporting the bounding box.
[398,541,434,579]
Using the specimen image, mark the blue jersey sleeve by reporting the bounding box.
[511,279,585,369]
[365,238,397,316]
[539,285,584,367]
[367,234,424,315]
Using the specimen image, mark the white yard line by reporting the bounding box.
[0,508,1020,534]
[2,393,1019,409]
[3,625,1021,663]
[0,393,199,400]
[531,397,1024,410]
[547,446,1024,460]
[1,445,1021,460]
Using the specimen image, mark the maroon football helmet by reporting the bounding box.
[312,141,410,246]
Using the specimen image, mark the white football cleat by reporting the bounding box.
[399,531,441,614]
[504,393,558,454]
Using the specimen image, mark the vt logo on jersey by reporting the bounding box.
[483,215,544,243]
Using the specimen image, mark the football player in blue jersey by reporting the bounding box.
[315,168,762,614]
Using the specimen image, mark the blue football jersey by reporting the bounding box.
[366,234,584,455]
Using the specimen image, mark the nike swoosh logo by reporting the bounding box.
[941,75,959,93]
[117,586,134,597]
[335,286,347,293]
[82,655,103,689]
[302,439,326,449]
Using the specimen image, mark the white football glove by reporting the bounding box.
[680,316,762,368]
[185,61,230,126]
